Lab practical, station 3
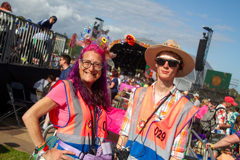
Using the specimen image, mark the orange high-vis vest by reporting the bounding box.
[126,87,199,160]
[49,80,107,151]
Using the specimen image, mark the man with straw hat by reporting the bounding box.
[116,39,199,160]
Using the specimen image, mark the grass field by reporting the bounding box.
[0,145,31,160]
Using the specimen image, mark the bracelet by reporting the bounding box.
[38,145,49,157]
[211,144,215,150]
[35,141,47,154]
[36,141,46,150]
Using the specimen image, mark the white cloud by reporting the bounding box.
[197,13,208,18]
[212,32,235,43]
[186,11,208,18]
[51,5,73,20]
[213,25,234,32]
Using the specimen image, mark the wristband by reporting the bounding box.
[38,145,49,157]
[211,144,215,150]
[35,141,47,154]
[37,141,46,150]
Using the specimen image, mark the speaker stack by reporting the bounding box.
[195,39,207,71]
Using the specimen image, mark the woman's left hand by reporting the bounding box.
[42,144,75,160]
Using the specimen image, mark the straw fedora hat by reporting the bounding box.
[145,39,195,77]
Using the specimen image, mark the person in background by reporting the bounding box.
[145,77,155,87]
[56,54,72,80]
[54,55,60,68]
[30,75,55,103]
[216,146,234,160]
[0,2,12,12]
[23,44,111,160]
[206,130,240,159]
[231,115,240,158]
[117,39,198,160]
[207,99,213,109]
[182,90,191,100]
[117,71,121,88]
[226,107,233,135]
[193,93,200,107]
[70,57,77,68]
[210,104,217,110]
[232,115,240,134]
[29,75,55,130]
[195,99,210,120]
[109,69,119,101]
[140,78,145,87]
[193,99,210,135]
[0,2,12,55]
[230,107,240,134]
[211,96,238,158]
[38,16,57,30]
[119,73,124,84]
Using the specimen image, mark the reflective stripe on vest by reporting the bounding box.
[49,80,107,146]
[126,87,198,160]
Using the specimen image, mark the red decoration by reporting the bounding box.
[126,34,135,46]
[69,33,77,48]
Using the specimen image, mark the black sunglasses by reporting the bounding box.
[156,57,180,68]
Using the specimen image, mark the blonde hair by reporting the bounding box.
[201,99,209,106]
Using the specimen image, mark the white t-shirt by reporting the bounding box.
[33,79,49,91]
[194,99,200,107]
[30,79,49,103]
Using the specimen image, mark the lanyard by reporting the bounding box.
[88,106,97,155]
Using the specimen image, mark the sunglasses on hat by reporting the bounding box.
[156,57,180,68]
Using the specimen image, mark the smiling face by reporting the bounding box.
[155,51,180,82]
[79,51,103,89]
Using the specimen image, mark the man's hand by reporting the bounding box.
[205,143,212,150]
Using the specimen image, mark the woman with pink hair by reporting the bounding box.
[23,44,112,160]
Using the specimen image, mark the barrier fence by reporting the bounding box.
[0,10,67,68]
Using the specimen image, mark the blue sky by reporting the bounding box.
[9,0,240,92]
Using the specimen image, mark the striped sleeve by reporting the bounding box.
[119,93,134,136]
[171,123,190,159]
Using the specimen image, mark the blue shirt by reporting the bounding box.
[59,67,72,80]
[111,77,118,93]
[38,18,53,30]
